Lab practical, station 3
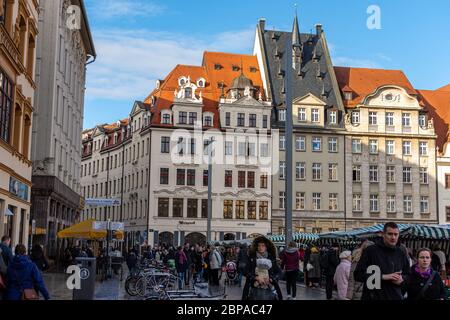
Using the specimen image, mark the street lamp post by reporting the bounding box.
[284,36,294,246]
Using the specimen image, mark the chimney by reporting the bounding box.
[315,23,323,36]
[259,18,266,31]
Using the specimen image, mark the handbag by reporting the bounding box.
[13,269,39,300]
[306,263,314,271]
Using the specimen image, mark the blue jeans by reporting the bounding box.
[178,272,185,289]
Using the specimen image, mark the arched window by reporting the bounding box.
[27,34,36,77]
[13,104,22,150]
[184,87,192,99]
[18,16,27,64]
[22,115,31,158]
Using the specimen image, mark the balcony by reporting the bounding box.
[0,24,25,73]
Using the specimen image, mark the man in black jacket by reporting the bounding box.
[354,222,410,300]
[321,243,340,300]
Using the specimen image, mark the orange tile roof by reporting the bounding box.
[417,89,450,153]
[334,66,417,108]
[438,84,450,92]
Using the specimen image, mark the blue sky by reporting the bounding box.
[83,0,450,129]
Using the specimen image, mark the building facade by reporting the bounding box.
[30,0,95,257]
[0,0,39,249]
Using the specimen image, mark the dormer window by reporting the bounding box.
[279,109,286,122]
[196,78,205,88]
[232,65,240,72]
[162,113,171,124]
[156,80,161,89]
[184,87,192,99]
[250,66,257,73]
[329,110,337,124]
[214,63,222,70]
[344,92,353,101]
[151,96,156,105]
[178,76,187,86]
[203,112,214,127]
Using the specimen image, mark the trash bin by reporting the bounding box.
[73,257,96,300]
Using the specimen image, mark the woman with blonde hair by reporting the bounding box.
[346,240,374,300]
[307,246,321,288]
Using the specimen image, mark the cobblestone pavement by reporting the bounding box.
[43,272,326,301]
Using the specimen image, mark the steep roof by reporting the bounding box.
[334,66,417,108]
[417,89,450,153]
[437,84,450,92]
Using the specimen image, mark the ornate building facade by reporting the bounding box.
[0,0,38,249]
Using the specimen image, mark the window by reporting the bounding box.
[369,139,378,154]
[158,198,169,217]
[387,195,396,213]
[370,194,379,212]
[247,172,255,188]
[353,165,361,182]
[298,108,306,122]
[419,114,427,127]
[187,199,198,218]
[259,201,268,220]
[237,142,246,156]
[248,201,256,219]
[203,116,212,127]
[279,192,286,209]
[386,166,395,183]
[329,164,338,181]
[161,137,170,153]
[162,113,171,124]
[0,70,13,142]
[369,165,379,182]
[260,143,269,157]
[329,193,338,211]
[160,168,169,185]
[225,112,231,126]
[187,169,195,186]
[369,112,377,125]
[260,174,268,189]
[173,199,184,217]
[446,174,450,189]
[352,139,362,153]
[190,138,196,155]
[403,195,412,213]
[203,170,208,187]
[262,115,268,128]
[279,110,286,122]
[249,114,257,127]
[296,192,305,210]
[279,136,286,151]
[177,169,186,185]
[177,137,185,155]
[402,113,411,127]
[312,193,321,210]
[189,112,197,125]
[179,111,187,124]
[420,196,429,213]
[225,170,233,187]
[403,141,411,155]
[351,111,360,124]
[328,137,338,152]
[329,110,337,124]
[420,167,428,184]
[223,200,233,219]
[312,163,322,180]
[236,200,245,219]
[296,136,306,151]
[237,113,245,126]
[447,207,450,222]
[238,171,246,188]
[353,194,362,212]
[296,162,306,180]
[312,137,322,152]
[419,142,428,156]
[386,140,395,155]
[225,141,233,155]
[279,161,286,180]
[202,199,208,218]
[184,87,192,99]
[385,112,394,126]
[312,109,320,122]
[403,167,412,183]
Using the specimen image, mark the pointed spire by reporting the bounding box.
[292,4,301,49]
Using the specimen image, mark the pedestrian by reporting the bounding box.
[4,244,50,300]
[183,243,192,286]
[0,236,13,267]
[236,244,249,287]
[241,236,282,300]
[30,244,49,272]
[307,247,321,288]
[0,246,8,300]
[346,240,374,300]
[208,245,222,286]
[320,243,340,300]
[432,245,447,279]
[192,245,204,283]
[303,245,311,287]
[354,222,411,300]
[175,246,188,289]
[203,247,210,282]
[334,250,352,300]
[407,248,446,300]
[125,249,138,275]
[280,241,300,300]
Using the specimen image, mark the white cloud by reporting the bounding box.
[86,0,166,19]
[85,27,255,101]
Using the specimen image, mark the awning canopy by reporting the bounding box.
[268,232,319,243]
[57,219,124,240]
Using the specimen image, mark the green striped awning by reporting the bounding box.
[267,233,319,243]
[403,225,450,239]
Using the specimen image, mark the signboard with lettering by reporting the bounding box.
[85,198,121,206]
[9,177,29,201]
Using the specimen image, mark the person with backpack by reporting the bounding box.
[320,243,340,299]
[407,248,446,300]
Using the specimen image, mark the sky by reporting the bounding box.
[82,0,450,129]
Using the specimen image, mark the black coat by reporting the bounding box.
[407,267,446,300]
[237,248,249,272]
[354,239,411,300]
[322,249,340,276]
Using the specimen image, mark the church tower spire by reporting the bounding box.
[292,5,302,71]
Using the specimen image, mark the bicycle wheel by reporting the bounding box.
[135,276,147,297]
[125,275,139,296]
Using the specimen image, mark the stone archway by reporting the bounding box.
[158,232,174,247]
[224,233,236,241]
[184,232,206,246]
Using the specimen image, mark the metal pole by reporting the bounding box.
[284,36,293,246]
[206,138,214,243]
